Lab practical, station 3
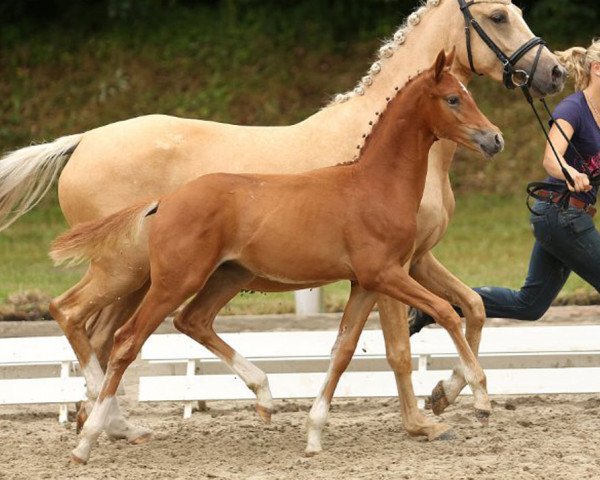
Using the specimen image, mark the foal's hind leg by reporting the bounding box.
[377,295,455,440]
[72,282,186,464]
[410,252,486,415]
[173,265,275,423]
[305,283,376,455]
[50,263,152,442]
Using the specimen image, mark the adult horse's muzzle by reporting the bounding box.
[472,130,504,158]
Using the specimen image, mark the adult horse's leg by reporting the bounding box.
[377,295,455,438]
[86,282,150,369]
[305,283,376,455]
[359,263,491,422]
[172,265,274,423]
[50,265,152,442]
[410,251,486,415]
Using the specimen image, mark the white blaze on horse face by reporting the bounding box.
[459,81,470,96]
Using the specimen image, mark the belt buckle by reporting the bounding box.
[585,205,597,217]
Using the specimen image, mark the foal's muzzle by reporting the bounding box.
[473,130,504,158]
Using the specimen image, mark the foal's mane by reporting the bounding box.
[335,69,432,167]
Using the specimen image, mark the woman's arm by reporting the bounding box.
[542,119,591,192]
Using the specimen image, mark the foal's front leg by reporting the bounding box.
[410,251,486,415]
[361,263,491,422]
[305,283,376,455]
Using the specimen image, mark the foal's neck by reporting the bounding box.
[353,80,436,195]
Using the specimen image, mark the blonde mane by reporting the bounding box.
[328,0,442,106]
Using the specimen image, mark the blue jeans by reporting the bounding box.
[417,200,600,325]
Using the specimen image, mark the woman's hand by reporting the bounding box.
[567,168,592,192]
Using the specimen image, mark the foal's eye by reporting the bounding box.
[446,96,460,107]
[490,12,507,24]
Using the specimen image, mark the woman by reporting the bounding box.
[410,38,600,335]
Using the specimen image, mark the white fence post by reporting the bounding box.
[294,288,321,315]
[59,361,70,423]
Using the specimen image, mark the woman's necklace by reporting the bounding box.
[585,91,600,120]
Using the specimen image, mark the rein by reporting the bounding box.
[457,0,599,215]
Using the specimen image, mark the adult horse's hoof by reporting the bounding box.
[430,381,450,416]
[428,424,456,442]
[256,404,272,424]
[76,405,88,434]
[475,408,490,426]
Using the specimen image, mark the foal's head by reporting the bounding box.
[421,49,504,158]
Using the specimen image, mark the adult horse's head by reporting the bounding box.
[424,49,504,157]
[447,0,566,96]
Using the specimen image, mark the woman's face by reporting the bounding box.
[590,62,600,88]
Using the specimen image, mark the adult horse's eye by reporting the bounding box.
[490,12,507,24]
[446,96,460,107]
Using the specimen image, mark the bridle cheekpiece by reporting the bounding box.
[458,0,546,89]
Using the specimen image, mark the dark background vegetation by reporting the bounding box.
[1,0,598,193]
[0,0,598,312]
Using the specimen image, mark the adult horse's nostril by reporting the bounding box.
[552,65,567,81]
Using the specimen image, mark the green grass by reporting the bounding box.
[0,193,595,316]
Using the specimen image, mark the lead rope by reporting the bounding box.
[523,88,600,215]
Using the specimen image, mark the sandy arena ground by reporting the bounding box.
[1,307,599,480]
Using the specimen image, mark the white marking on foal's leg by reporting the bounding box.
[82,354,104,399]
[72,396,115,464]
[305,395,330,455]
[231,353,274,421]
[80,354,151,442]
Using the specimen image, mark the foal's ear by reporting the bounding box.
[433,49,446,82]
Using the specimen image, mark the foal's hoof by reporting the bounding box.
[70,453,87,465]
[430,381,450,416]
[256,404,272,424]
[129,432,153,445]
[475,409,491,426]
[304,448,321,458]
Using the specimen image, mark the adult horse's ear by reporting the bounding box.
[445,46,456,69]
[433,49,446,82]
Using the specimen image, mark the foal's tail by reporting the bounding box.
[50,200,159,267]
[0,133,83,232]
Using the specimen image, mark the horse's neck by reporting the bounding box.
[299,0,467,166]
[353,86,435,201]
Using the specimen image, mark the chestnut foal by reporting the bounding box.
[51,50,502,463]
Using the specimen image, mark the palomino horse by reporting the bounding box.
[51,50,503,464]
[1,0,564,443]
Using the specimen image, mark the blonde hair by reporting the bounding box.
[556,38,600,90]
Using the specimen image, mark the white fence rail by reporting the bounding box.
[2,326,600,421]
[139,325,600,417]
[0,336,85,422]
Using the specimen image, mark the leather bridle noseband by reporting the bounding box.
[458,0,546,90]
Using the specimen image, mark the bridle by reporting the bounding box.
[457,0,598,208]
[458,0,546,90]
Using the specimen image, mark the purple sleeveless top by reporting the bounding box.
[545,91,600,205]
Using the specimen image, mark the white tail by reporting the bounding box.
[50,200,158,267]
[0,133,83,231]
